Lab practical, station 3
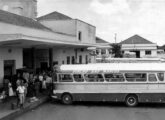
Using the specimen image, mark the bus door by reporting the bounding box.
[147,73,158,90]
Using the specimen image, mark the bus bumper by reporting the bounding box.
[51,93,61,100]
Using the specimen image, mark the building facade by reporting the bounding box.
[120,35,157,58]
[0,1,104,87]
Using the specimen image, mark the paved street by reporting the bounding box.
[14,102,165,120]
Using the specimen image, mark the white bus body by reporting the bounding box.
[52,63,165,106]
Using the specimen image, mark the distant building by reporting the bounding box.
[120,35,157,58]
[95,37,111,58]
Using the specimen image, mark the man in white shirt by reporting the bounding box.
[16,83,25,108]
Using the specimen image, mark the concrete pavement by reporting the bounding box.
[0,95,49,120]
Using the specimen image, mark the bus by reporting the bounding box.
[51,63,165,107]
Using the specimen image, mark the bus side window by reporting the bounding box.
[84,74,104,82]
[157,73,164,81]
[59,74,73,82]
[104,73,124,82]
[125,73,146,82]
[104,74,113,82]
[148,74,157,82]
[73,74,84,82]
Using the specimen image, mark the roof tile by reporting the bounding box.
[0,10,51,31]
[96,37,109,43]
[37,11,72,21]
[120,35,154,44]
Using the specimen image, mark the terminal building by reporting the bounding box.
[0,0,107,87]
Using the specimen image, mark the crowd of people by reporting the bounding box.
[0,70,53,108]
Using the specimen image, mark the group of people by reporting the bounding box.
[1,70,53,108]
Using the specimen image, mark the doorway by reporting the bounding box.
[130,50,140,58]
[40,62,48,71]
[4,60,16,77]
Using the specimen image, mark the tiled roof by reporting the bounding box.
[96,37,109,44]
[120,35,154,44]
[37,11,72,21]
[0,10,51,31]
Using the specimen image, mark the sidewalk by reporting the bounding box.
[0,94,49,120]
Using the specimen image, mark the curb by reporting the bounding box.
[0,97,49,120]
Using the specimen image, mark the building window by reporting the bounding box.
[96,49,99,55]
[62,61,65,64]
[72,56,75,64]
[67,56,70,64]
[101,49,106,55]
[145,50,151,55]
[86,55,88,64]
[79,55,82,64]
[78,31,82,41]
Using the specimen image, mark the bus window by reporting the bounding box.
[125,73,146,82]
[73,74,84,82]
[84,74,104,82]
[59,74,73,82]
[148,74,157,82]
[104,73,124,82]
[157,73,164,81]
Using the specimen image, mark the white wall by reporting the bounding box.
[76,20,96,44]
[0,0,37,19]
[0,22,75,42]
[38,19,96,44]
[53,47,90,65]
[39,20,76,36]
[122,44,157,50]
[141,50,158,58]
[0,47,23,85]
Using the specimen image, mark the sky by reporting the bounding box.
[38,0,165,45]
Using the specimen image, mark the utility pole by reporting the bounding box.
[115,33,117,43]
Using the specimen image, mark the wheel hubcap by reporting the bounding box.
[128,98,135,104]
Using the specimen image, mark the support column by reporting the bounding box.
[31,47,36,71]
[49,48,53,71]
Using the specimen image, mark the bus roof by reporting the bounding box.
[59,63,165,73]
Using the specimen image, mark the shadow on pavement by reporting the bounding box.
[50,100,165,109]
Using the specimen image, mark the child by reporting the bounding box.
[16,83,25,108]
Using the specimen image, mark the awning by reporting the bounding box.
[0,34,105,48]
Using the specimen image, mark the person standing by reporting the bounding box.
[16,83,25,109]
[8,82,14,97]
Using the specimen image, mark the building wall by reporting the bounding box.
[122,44,157,50]
[38,19,96,44]
[0,47,23,86]
[122,44,158,58]
[140,50,157,58]
[76,20,96,44]
[0,22,75,42]
[39,20,76,36]
[53,47,90,65]
[0,0,37,19]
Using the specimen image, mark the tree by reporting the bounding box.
[111,43,123,58]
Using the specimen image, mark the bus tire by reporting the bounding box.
[61,93,73,105]
[125,95,138,107]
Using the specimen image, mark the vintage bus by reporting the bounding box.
[51,63,165,107]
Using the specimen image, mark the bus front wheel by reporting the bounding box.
[125,95,138,107]
[61,93,73,105]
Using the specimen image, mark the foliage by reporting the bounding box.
[111,43,123,58]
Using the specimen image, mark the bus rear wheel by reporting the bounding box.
[125,95,138,107]
[61,93,73,105]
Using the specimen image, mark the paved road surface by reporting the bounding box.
[14,102,165,120]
